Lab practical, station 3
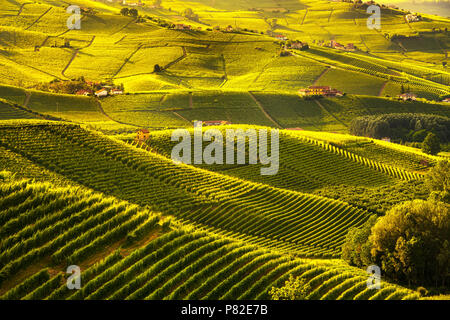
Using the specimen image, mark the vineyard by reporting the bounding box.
[0,0,449,302]
[0,121,394,258]
[0,185,420,301]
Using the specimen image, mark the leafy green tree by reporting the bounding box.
[120,8,129,16]
[425,161,449,203]
[153,64,162,73]
[370,200,450,286]
[422,132,441,155]
[269,274,310,300]
[341,215,378,268]
[129,8,138,17]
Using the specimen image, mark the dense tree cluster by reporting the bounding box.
[269,274,310,300]
[342,162,450,289]
[422,132,441,155]
[349,113,450,144]
[342,200,449,288]
[425,161,450,203]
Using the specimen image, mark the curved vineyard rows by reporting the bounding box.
[0,121,380,258]
[1,229,420,300]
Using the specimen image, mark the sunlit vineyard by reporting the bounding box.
[0,0,449,302]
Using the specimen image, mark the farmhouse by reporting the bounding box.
[200,120,231,126]
[405,14,420,22]
[329,40,356,51]
[274,34,288,41]
[94,88,108,98]
[111,88,124,95]
[225,25,234,32]
[136,129,150,142]
[298,86,343,97]
[291,41,308,50]
[176,24,191,30]
[442,98,450,103]
[76,90,91,96]
[398,93,417,101]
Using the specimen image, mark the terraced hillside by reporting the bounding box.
[0,0,448,302]
[0,120,393,258]
[0,0,449,98]
[0,179,420,300]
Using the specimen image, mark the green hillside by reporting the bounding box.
[0,177,420,300]
[0,0,449,302]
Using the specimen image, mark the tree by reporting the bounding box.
[120,8,129,16]
[369,200,450,286]
[129,8,138,17]
[153,64,162,73]
[425,161,449,203]
[269,274,310,300]
[341,215,378,268]
[184,8,193,17]
[422,132,441,155]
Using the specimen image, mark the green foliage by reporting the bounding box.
[370,200,450,286]
[422,132,441,155]
[341,215,378,268]
[269,274,310,300]
[350,114,450,143]
[425,161,449,203]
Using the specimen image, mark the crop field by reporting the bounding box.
[0,0,449,303]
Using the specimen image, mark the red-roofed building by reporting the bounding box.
[136,129,150,142]
[94,88,108,98]
[298,86,343,97]
[111,88,124,95]
[76,90,91,96]
[201,120,230,126]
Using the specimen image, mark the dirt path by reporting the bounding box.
[163,46,187,70]
[314,99,347,128]
[40,36,50,47]
[328,9,334,23]
[110,17,136,36]
[188,92,193,108]
[61,49,79,77]
[312,66,330,85]
[84,35,96,48]
[17,2,31,16]
[112,44,143,78]
[114,35,127,45]
[95,100,137,127]
[301,9,308,25]
[219,54,228,88]
[173,111,191,125]
[25,7,52,30]
[248,92,282,129]
[378,81,388,97]
[23,91,31,108]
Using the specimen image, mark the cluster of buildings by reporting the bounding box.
[397,93,417,101]
[119,0,144,7]
[327,40,355,51]
[201,120,231,126]
[76,87,124,98]
[175,24,192,30]
[298,86,343,97]
[405,14,421,22]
